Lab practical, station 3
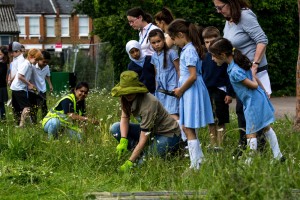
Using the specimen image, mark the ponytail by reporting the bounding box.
[187,22,204,59]
[232,48,252,70]
[209,38,251,70]
[168,19,204,59]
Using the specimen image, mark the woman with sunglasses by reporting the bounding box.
[213,0,270,155]
[127,7,160,56]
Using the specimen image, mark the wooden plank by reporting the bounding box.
[85,190,207,200]
[85,189,300,199]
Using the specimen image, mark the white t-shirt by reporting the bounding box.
[139,23,160,56]
[10,60,33,91]
[10,54,25,79]
[31,64,50,93]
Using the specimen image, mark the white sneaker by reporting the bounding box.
[6,99,12,107]
[245,157,252,165]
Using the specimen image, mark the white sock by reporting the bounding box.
[196,139,204,161]
[264,128,283,159]
[187,139,203,170]
[245,138,257,165]
[247,138,257,150]
[177,120,187,142]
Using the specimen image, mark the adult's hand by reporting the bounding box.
[120,160,134,172]
[116,138,128,159]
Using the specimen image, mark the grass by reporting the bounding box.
[0,89,299,199]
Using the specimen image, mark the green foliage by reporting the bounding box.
[251,0,298,95]
[75,0,298,95]
[48,52,64,72]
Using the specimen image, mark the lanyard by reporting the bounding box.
[139,23,152,45]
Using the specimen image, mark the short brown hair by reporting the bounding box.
[27,48,43,61]
[202,26,220,39]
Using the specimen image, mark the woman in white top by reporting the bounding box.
[126,7,160,56]
[154,7,176,49]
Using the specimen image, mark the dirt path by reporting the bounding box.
[229,96,296,119]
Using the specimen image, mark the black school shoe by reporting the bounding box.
[178,139,188,158]
[232,144,246,160]
[280,155,286,162]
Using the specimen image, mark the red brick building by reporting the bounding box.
[11,0,98,51]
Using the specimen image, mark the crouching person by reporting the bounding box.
[42,82,98,140]
[110,71,181,172]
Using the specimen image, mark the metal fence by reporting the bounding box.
[50,42,114,90]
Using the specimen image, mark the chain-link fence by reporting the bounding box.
[49,42,114,91]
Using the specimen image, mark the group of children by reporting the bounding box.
[125,9,284,169]
[0,41,53,127]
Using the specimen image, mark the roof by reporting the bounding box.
[54,0,81,14]
[10,0,81,15]
[0,4,20,33]
[0,0,14,4]
[13,0,56,14]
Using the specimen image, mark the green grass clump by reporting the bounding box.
[0,90,299,199]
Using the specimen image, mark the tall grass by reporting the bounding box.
[0,90,299,199]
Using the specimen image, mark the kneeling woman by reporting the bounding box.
[110,71,181,172]
[42,82,98,140]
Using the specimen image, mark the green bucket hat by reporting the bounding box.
[111,71,148,97]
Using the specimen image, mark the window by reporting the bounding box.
[61,17,69,37]
[29,17,40,36]
[78,16,89,37]
[0,36,10,46]
[46,17,55,37]
[17,16,25,35]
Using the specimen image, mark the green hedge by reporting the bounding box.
[76,0,298,96]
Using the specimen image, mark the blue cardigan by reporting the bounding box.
[128,55,155,94]
[202,52,234,97]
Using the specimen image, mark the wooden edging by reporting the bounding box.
[85,190,207,199]
[85,189,300,200]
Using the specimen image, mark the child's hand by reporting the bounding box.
[28,83,36,90]
[224,95,232,104]
[91,119,100,125]
[173,88,183,98]
[251,66,257,76]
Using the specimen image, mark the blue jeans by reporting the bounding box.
[43,118,81,140]
[110,122,181,157]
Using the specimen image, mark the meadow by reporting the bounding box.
[0,89,299,200]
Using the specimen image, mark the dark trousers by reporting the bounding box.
[0,102,5,119]
[29,92,48,124]
[236,98,266,151]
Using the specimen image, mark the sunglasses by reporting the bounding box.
[215,4,226,11]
